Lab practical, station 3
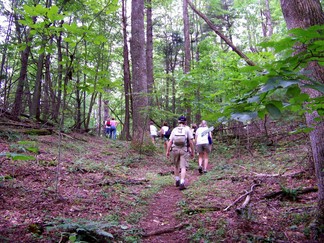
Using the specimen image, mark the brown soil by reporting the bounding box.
[0,122,322,242]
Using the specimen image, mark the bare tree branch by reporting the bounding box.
[187,0,256,66]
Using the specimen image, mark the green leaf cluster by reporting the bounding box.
[227,25,324,123]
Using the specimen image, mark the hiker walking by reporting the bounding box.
[159,122,169,152]
[195,120,212,174]
[105,118,111,137]
[190,123,198,153]
[166,116,194,190]
[149,121,158,144]
[109,118,118,140]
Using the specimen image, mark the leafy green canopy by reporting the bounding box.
[227,25,324,125]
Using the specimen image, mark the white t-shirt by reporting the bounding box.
[150,124,158,136]
[195,127,209,145]
[161,125,169,135]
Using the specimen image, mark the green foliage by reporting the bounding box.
[280,184,301,201]
[69,158,109,173]
[0,131,21,141]
[0,153,35,161]
[0,174,14,182]
[227,25,324,124]
[1,140,37,161]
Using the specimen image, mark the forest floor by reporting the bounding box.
[0,119,323,242]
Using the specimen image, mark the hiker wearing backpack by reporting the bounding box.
[159,122,170,152]
[105,119,111,137]
[195,120,212,174]
[166,116,194,190]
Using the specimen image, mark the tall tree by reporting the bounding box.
[146,0,154,106]
[121,0,132,140]
[183,0,192,123]
[260,0,273,37]
[280,0,324,233]
[130,0,149,142]
[11,1,36,119]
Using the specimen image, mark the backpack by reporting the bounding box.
[173,127,187,147]
[164,129,172,139]
[106,120,111,126]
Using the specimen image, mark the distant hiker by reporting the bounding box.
[109,118,118,140]
[149,121,158,144]
[191,123,198,153]
[105,118,111,137]
[166,116,194,190]
[159,122,170,152]
[195,120,211,174]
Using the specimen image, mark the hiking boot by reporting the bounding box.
[175,180,180,187]
[198,166,203,174]
[203,170,207,174]
[179,183,186,190]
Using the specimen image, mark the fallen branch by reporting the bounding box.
[158,171,174,176]
[263,187,318,199]
[252,170,305,178]
[54,130,87,142]
[184,206,221,215]
[224,184,260,211]
[142,223,189,237]
[187,0,256,66]
[235,194,251,214]
[99,178,149,186]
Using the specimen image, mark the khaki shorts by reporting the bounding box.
[171,147,189,169]
[196,144,211,154]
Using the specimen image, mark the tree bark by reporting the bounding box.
[11,11,35,119]
[121,0,132,140]
[130,0,149,142]
[146,0,154,106]
[183,0,192,124]
[280,0,324,227]
[261,0,273,37]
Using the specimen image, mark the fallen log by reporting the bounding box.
[142,223,189,237]
[224,183,260,211]
[184,206,221,215]
[99,178,149,186]
[252,170,305,178]
[158,171,174,176]
[263,187,318,199]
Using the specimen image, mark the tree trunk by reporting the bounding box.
[130,0,149,143]
[261,0,273,37]
[43,52,52,121]
[30,51,45,120]
[146,0,154,106]
[53,24,64,122]
[280,0,324,229]
[121,0,132,140]
[0,11,13,93]
[183,0,191,124]
[11,12,35,119]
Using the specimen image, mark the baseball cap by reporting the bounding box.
[178,116,186,122]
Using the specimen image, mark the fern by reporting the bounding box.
[280,184,301,201]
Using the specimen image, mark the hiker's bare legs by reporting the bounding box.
[203,151,209,172]
[180,167,186,182]
[198,153,203,168]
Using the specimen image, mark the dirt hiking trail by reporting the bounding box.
[0,127,322,242]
